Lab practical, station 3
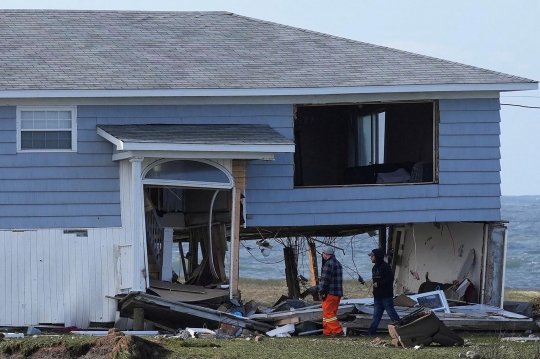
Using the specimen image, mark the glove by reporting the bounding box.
[319,288,328,301]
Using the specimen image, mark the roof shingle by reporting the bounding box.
[0,10,535,91]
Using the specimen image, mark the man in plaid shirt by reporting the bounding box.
[319,246,344,337]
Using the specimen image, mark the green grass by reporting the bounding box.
[157,334,540,359]
[0,335,94,357]
[0,334,538,359]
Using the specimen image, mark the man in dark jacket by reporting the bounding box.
[366,248,400,335]
[319,246,344,336]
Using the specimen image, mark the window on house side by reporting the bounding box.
[356,111,385,166]
[17,107,77,152]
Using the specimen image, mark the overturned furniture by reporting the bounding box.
[388,308,464,348]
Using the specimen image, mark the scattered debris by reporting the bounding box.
[266,324,295,337]
[108,278,538,343]
[388,309,464,348]
[501,336,540,342]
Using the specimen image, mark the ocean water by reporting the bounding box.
[501,196,540,290]
[172,196,540,290]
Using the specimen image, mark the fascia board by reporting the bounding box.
[112,150,276,161]
[0,90,506,106]
[120,142,295,153]
[0,82,537,99]
[97,127,125,150]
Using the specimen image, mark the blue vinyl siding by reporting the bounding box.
[246,98,502,226]
[0,104,121,229]
[0,104,292,229]
[1,99,503,229]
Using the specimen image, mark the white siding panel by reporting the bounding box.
[61,234,71,327]
[81,236,90,327]
[88,234,97,322]
[0,227,130,328]
[28,232,37,325]
[66,233,77,327]
[7,234,14,325]
[16,233,26,325]
[52,232,62,324]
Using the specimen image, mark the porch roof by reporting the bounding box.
[97,124,295,160]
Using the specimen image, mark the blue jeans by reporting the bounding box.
[367,296,400,335]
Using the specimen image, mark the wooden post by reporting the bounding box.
[133,308,145,331]
[230,160,247,299]
[284,246,300,299]
[378,226,387,254]
[307,240,320,301]
[178,242,188,282]
[187,231,198,279]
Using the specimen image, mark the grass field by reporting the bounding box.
[1,331,538,359]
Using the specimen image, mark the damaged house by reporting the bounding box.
[0,10,536,329]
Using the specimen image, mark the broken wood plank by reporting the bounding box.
[120,293,275,333]
[344,314,539,332]
[253,304,355,324]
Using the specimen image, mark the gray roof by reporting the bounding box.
[0,10,535,91]
[97,124,294,145]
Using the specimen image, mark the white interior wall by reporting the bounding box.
[394,222,485,295]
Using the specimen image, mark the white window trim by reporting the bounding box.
[16,106,77,153]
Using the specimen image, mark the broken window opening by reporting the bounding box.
[294,101,436,187]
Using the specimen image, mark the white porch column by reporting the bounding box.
[229,160,246,299]
[130,157,145,292]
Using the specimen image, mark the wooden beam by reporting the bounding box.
[133,308,145,331]
[178,242,188,281]
[284,245,300,299]
[378,226,387,253]
[307,240,320,301]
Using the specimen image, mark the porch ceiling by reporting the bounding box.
[97,124,295,160]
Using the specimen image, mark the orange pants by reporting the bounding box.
[322,294,343,336]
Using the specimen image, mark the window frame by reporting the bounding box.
[16,106,78,153]
[293,100,438,188]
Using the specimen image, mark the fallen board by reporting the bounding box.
[249,304,355,323]
[344,314,539,332]
[118,293,275,333]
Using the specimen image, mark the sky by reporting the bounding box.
[1,0,539,195]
